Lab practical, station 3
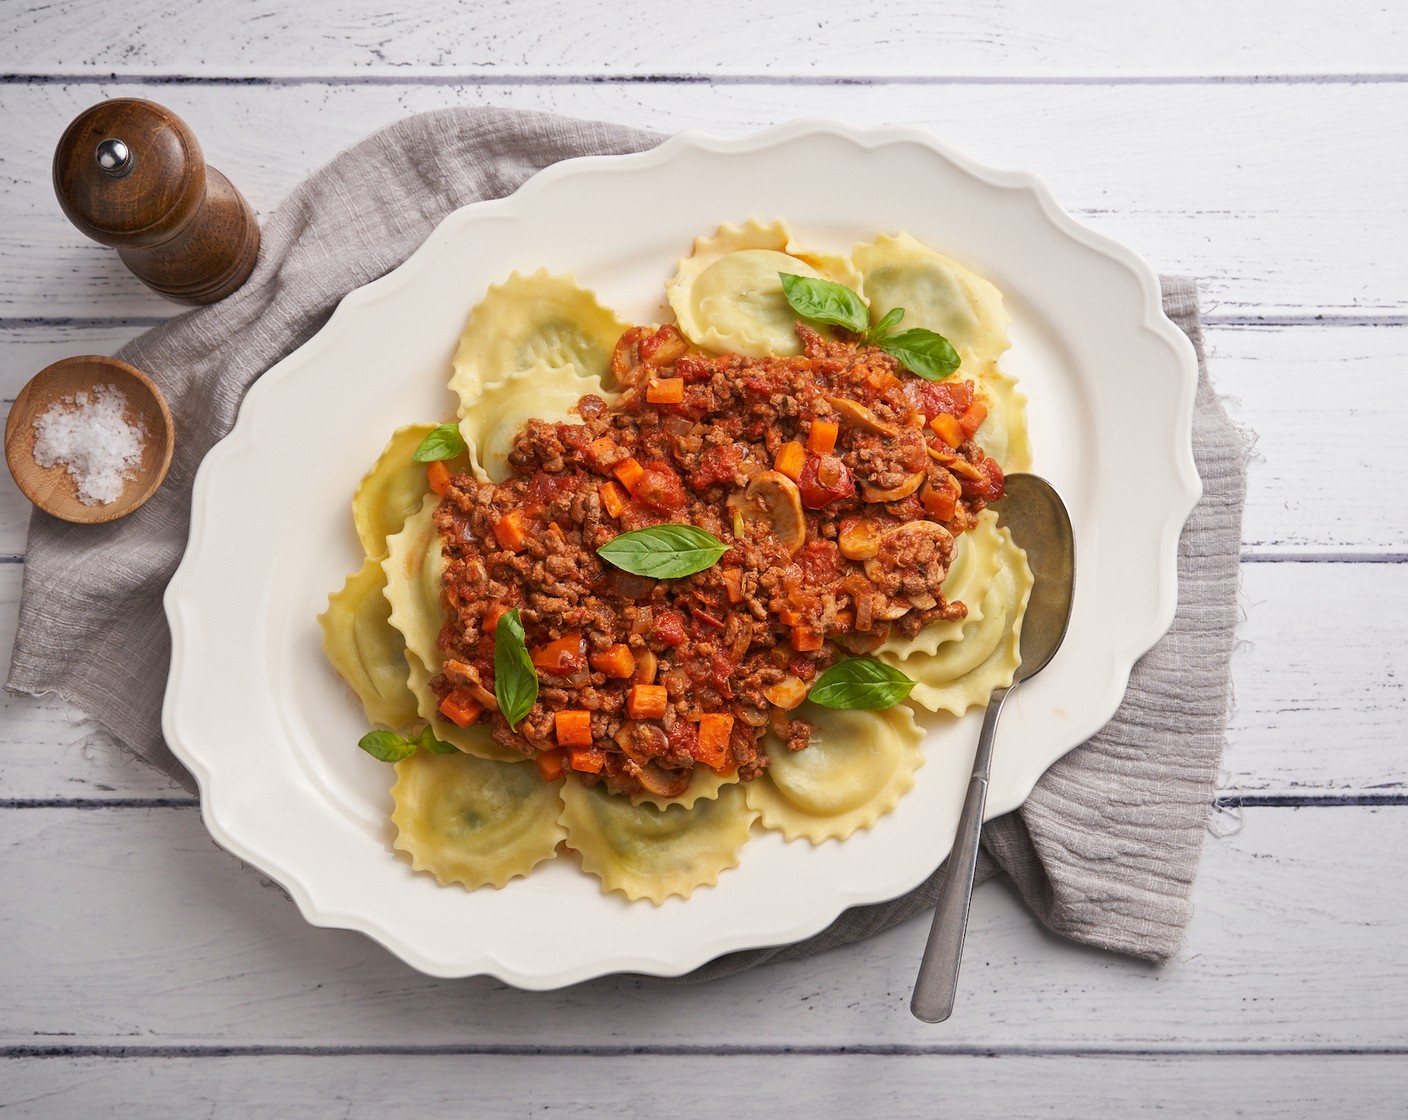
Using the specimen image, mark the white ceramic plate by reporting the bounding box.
[163,120,1200,987]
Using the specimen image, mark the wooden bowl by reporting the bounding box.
[4,355,175,524]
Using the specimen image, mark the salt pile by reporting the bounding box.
[32,384,148,505]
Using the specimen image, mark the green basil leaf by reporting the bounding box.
[879,328,961,381]
[415,724,458,754]
[863,306,905,345]
[358,728,418,762]
[412,422,467,462]
[779,273,870,335]
[807,657,916,710]
[597,524,729,578]
[494,608,538,732]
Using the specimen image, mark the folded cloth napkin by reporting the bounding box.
[7,107,1245,971]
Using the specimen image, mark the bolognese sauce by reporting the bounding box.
[429,322,1004,799]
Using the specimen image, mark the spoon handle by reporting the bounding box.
[911,684,1012,1023]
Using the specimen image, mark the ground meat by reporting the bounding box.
[429,322,1002,797]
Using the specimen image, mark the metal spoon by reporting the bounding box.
[911,472,1076,1023]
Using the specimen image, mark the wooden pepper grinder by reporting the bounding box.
[52,98,260,305]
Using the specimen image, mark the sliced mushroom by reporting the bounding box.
[863,520,954,583]
[905,591,938,610]
[859,469,927,503]
[872,595,914,621]
[616,720,669,767]
[730,469,806,556]
[762,674,809,710]
[635,760,692,799]
[825,396,898,437]
[735,701,772,728]
[837,517,882,561]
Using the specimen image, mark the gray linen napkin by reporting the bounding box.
[6,108,1244,970]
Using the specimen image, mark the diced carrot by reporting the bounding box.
[721,567,744,604]
[587,436,620,471]
[776,605,804,627]
[426,459,452,496]
[483,602,509,635]
[589,643,637,679]
[493,510,528,552]
[807,418,839,455]
[693,713,735,771]
[569,745,606,773]
[532,633,586,676]
[773,440,805,482]
[438,689,482,728]
[866,367,901,392]
[791,624,824,652]
[930,413,964,449]
[922,482,958,522]
[547,521,566,543]
[614,456,645,493]
[535,747,568,782]
[646,377,684,404]
[958,401,989,439]
[598,480,627,518]
[627,684,669,720]
[554,709,594,749]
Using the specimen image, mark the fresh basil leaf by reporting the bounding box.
[779,273,870,335]
[494,608,538,732]
[412,422,467,462]
[358,728,418,762]
[863,306,905,345]
[807,657,916,710]
[597,524,729,578]
[415,724,458,754]
[879,328,961,381]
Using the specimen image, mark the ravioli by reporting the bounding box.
[318,555,421,729]
[459,363,615,483]
[559,779,758,904]
[351,423,436,558]
[744,703,924,843]
[391,748,565,890]
[450,270,630,415]
[851,232,1011,374]
[380,494,446,671]
[973,368,1033,474]
[666,220,861,357]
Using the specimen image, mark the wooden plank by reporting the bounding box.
[1223,563,1408,794]
[1,804,1404,1047]
[3,1053,1406,1118]
[5,0,1405,78]
[1,82,1404,319]
[1209,323,1408,556]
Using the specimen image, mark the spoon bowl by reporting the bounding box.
[911,472,1075,1022]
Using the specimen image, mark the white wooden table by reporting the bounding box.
[3,4,1406,1115]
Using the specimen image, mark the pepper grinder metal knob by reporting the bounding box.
[52,98,260,305]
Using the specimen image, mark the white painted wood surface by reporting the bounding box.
[3,2,1406,1115]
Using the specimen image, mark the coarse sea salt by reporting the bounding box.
[31,383,148,506]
